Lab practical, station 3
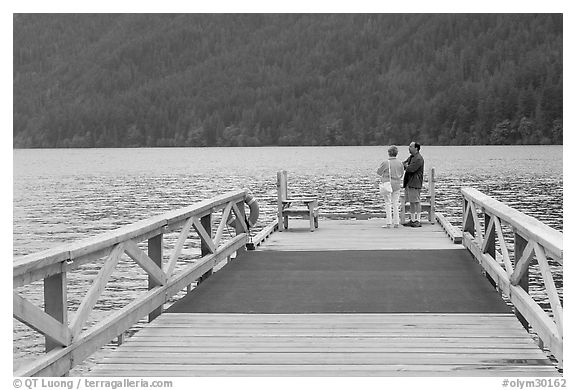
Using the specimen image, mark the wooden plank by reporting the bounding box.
[163,217,194,277]
[130,333,536,340]
[154,313,523,322]
[87,312,558,377]
[481,216,496,254]
[125,312,524,323]
[117,347,543,355]
[285,197,318,203]
[162,190,245,227]
[534,243,563,338]
[494,217,513,276]
[510,240,535,285]
[13,292,72,347]
[125,341,540,349]
[470,201,484,242]
[89,371,558,378]
[99,352,552,365]
[282,209,316,216]
[13,247,70,280]
[514,230,530,330]
[89,365,560,377]
[145,318,527,329]
[120,340,540,349]
[111,347,541,357]
[67,216,167,261]
[463,199,474,234]
[147,234,163,322]
[435,212,462,243]
[134,330,534,338]
[124,240,167,286]
[13,262,66,289]
[89,363,561,372]
[70,243,126,338]
[141,320,531,330]
[43,271,68,351]
[213,202,233,247]
[231,203,248,233]
[191,216,216,254]
[146,322,527,329]
[251,221,278,248]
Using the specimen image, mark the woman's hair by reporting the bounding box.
[388,145,398,157]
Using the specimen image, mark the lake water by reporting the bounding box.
[13,145,563,372]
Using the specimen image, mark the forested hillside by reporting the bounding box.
[13,14,562,148]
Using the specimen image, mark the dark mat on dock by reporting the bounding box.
[167,249,512,314]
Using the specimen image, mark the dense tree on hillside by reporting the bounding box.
[13,14,563,148]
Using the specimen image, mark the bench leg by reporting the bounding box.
[283,216,289,230]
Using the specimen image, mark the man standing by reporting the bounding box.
[402,141,424,227]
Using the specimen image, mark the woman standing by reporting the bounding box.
[376,145,405,228]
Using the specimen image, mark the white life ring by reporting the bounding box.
[226,191,259,229]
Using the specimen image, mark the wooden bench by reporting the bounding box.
[277,170,320,232]
[400,167,435,224]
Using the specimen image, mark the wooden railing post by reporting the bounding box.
[198,213,213,283]
[463,198,474,235]
[429,168,435,223]
[43,272,67,352]
[277,171,287,231]
[148,234,163,322]
[200,214,213,257]
[484,214,497,288]
[514,231,530,330]
[235,199,247,256]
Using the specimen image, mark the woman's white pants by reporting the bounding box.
[384,190,401,225]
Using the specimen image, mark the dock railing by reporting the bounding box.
[13,189,253,377]
[461,187,563,367]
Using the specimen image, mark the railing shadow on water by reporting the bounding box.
[461,187,563,369]
[13,189,256,377]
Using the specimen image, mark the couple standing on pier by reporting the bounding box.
[376,141,424,228]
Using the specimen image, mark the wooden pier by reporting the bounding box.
[13,176,563,377]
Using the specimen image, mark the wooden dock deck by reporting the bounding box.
[255,218,460,251]
[87,219,559,377]
[88,313,555,377]
[14,187,562,377]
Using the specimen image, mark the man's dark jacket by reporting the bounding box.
[403,153,424,189]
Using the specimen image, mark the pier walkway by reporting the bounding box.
[13,186,562,377]
[87,220,559,377]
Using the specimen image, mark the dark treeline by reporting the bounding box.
[13,14,562,148]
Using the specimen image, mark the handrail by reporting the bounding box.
[14,189,255,376]
[461,187,563,368]
[461,187,562,261]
